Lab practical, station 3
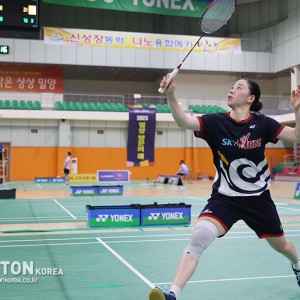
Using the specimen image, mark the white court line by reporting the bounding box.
[1,230,300,244]
[53,198,77,220]
[157,274,294,286]
[36,183,42,189]
[96,237,155,289]
[1,232,300,247]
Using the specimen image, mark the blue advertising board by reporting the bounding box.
[71,185,124,196]
[294,182,300,199]
[86,205,140,228]
[140,204,191,226]
[86,203,191,228]
[97,170,130,183]
[98,185,123,196]
[70,186,98,197]
[35,177,65,183]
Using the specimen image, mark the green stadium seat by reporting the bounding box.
[33,101,41,110]
[76,102,83,111]
[55,102,63,110]
[62,102,71,110]
[4,100,11,109]
[12,100,19,109]
[19,100,26,110]
[0,100,3,109]
[26,100,34,110]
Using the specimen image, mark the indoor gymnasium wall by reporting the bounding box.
[9,146,293,181]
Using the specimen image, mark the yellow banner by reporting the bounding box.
[69,174,97,183]
[44,28,241,54]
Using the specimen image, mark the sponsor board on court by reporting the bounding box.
[70,185,123,197]
[86,205,140,228]
[69,174,97,183]
[35,177,65,183]
[86,203,191,228]
[140,205,191,226]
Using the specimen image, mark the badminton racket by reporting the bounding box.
[158,0,237,94]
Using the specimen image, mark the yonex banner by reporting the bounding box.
[98,186,123,196]
[86,203,191,228]
[43,0,213,18]
[35,177,65,183]
[140,204,191,226]
[71,185,124,196]
[127,107,156,167]
[86,205,140,228]
[70,186,98,197]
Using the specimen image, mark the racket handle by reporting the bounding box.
[158,66,180,94]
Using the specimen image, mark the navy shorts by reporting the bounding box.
[63,168,70,175]
[199,190,284,239]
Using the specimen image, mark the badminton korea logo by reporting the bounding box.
[0,261,64,284]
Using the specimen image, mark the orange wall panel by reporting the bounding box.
[9,146,294,181]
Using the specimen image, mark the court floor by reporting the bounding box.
[0,179,300,300]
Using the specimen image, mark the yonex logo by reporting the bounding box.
[96,214,109,222]
[148,213,160,221]
[95,214,133,223]
[147,212,184,221]
[75,189,95,194]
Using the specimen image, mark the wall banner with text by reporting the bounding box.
[0,65,64,93]
[44,27,241,54]
[43,0,213,18]
[127,107,156,167]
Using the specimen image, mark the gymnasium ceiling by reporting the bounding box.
[0,0,289,82]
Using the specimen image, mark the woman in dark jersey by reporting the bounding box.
[149,79,300,300]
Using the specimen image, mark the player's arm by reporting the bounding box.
[277,84,300,143]
[161,74,201,131]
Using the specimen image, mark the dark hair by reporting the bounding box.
[67,151,72,155]
[180,160,184,164]
[241,78,263,112]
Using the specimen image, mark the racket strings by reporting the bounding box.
[201,0,236,34]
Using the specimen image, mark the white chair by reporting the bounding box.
[182,168,192,184]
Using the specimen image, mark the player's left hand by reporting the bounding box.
[291,84,300,111]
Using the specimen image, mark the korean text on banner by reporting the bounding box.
[127,107,156,167]
[43,28,241,54]
[0,65,64,93]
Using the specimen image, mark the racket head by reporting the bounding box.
[200,0,237,35]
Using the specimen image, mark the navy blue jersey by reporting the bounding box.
[194,113,285,196]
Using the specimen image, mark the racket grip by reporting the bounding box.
[158,66,180,94]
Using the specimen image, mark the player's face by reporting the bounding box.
[227,79,252,109]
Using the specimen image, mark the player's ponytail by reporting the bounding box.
[242,78,263,113]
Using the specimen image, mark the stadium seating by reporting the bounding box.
[0,100,42,110]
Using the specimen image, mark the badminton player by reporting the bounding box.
[149,78,300,300]
[63,151,72,185]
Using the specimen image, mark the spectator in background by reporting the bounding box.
[177,160,189,175]
[63,151,72,185]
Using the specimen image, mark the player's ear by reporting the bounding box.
[247,94,255,104]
